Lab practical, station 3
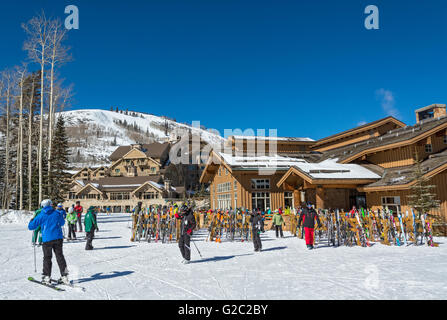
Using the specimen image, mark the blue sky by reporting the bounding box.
[0,0,446,140]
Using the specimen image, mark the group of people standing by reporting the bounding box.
[249,202,321,252]
[28,200,99,284]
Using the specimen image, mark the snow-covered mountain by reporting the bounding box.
[59,109,225,168]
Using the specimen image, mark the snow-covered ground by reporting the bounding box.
[1,211,446,300]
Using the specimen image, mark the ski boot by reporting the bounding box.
[183,260,190,264]
[58,275,70,285]
[42,275,51,285]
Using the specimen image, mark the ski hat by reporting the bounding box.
[41,199,52,208]
[57,203,63,208]
[68,207,74,214]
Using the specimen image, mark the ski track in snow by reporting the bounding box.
[1,212,447,300]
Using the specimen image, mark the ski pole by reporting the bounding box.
[191,238,203,259]
[33,243,37,273]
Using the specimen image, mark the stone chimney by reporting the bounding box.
[131,143,142,150]
[415,104,446,123]
[164,179,171,191]
[164,179,172,198]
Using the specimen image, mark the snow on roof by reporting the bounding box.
[293,159,381,180]
[218,152,307,169]
[76,180,85,186]
[231,135,314,142]
[148,181,164,190]
[102,184,142,188]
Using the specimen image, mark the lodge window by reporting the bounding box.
[425,144,433,153]
[284,192,294,209]
[217,182,231,193]
[141,192,158,199]
[251,179,270,190]
[150,167,156,174]
[234,192,237,208]
[381,196,401,215]
[110,192,130,200]
[234,180,237,190]
[115,169,120,174]
[217,194,232,210]
[252,192,270,212]
[87,194,99,199]
[225,168,228,175]
[69,192,76,199]
[444,135,447,144]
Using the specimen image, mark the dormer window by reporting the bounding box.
[425,144,433,153]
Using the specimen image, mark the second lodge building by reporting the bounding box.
[200,104,447,221]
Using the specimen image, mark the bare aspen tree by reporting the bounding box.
[0,76,4,208]
[23,13,51,205]
[47,19,71,194]
[27,75,36,210]
[15,65,27,210]
[0,70,14,210]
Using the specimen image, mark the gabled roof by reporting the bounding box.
[71,167,92,178]
[109,142,170,161]
[320,115,447,163]
[76,183,102,195]
[360,149,447,191]
[311,116,406,149]
[91,166,108,174]
[277,159,381,187]
[229,136,315,143]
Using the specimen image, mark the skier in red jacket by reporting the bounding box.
[297,202,321,250]
[74,201,84,232]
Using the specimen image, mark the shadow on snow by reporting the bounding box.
[190,253,254,264]
[76,271,135,284]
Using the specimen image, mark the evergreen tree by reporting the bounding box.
[48,115,71,204]
[407,150,441,217]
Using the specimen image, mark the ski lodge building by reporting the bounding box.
[200,104,447,221]
[64,142,188,212]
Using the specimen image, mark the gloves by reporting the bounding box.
[96,227,99,231]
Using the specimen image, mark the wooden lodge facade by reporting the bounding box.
[64,142,187,212]
[200,104,447,221]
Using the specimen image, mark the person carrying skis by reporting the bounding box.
[74,201,83,232]
[31,206,43,246]
[28,199,69,285]
[84,206,98,250]
[272,208,285,238]
[66,207,77,240]
[297,202,322,250]
[175,205,197,264]
[250,208,264,252]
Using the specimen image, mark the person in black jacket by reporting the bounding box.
[297,202,321,250]
[175,205,197,264]
[250,208,264,252]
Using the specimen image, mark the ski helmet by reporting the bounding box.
[41,199,52,208]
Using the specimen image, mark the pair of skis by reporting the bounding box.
[27,277,86,292]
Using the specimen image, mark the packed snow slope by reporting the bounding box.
[59,109,225,167]
[1,211,446,300]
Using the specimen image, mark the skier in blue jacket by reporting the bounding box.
[28,199,69,285]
